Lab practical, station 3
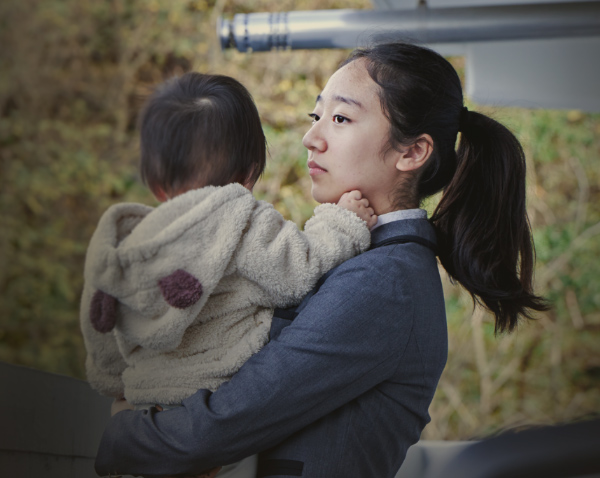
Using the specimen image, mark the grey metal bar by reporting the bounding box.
[218,2,600,52]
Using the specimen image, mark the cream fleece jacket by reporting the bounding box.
[80,183,371,405]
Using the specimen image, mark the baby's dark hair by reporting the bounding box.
[139,72,266,195]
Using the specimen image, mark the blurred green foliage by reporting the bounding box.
[1,0,598,440]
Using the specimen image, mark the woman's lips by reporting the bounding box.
[308,159,327,176]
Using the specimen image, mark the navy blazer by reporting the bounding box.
[95,217,448,478]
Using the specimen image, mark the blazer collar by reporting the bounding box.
[370,217,437,249]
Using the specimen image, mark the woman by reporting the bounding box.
[95,42,547,478]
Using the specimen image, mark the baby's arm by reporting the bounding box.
[337,190,377,229]
[235,194,373,307]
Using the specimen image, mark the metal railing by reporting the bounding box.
[218,1,600,52]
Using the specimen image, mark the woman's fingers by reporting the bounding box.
[205,468,222,478]
[164,467,222,478]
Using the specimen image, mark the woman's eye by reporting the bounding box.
[332,115,349,124]
[308,113,320,124]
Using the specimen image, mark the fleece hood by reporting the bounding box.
[84,183,256,351]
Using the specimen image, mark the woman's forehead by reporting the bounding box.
[317,60,379,107]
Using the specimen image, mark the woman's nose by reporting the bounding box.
[302,122,327,153]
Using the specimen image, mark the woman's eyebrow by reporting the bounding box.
[315,94,363,109]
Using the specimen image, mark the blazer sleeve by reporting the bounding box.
[234,202,371,307]
[94,256,416,477]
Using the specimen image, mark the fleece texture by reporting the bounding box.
[80,183,370,405]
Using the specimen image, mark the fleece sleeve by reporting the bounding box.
[234,202,371,307]
[79,283,127,398]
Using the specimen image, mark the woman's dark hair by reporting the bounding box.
[344,42,549,333]
[139,72,266,195]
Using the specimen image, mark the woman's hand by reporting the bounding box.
[111,397,134,416]
[338,190,377,228]
[164,467,222,478]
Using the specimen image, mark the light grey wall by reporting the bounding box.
[371,0,599,9]
[368,0,600,111]
[466,36,600,111]
[396,440,474,478]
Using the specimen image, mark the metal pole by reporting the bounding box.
[218,2,600,52]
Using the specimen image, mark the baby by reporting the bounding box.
[80,72,376,411]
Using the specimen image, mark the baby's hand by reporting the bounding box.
[338,190,377,229]
[111,397,134,416]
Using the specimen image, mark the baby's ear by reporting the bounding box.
[90,290,118,333]
[152,186,169,202]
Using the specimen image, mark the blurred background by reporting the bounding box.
[0,0,598,441]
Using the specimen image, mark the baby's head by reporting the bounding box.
[139,72,266,201]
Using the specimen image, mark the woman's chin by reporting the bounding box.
[311,188,339,205]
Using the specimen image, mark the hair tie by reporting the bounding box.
[459,106,469,132]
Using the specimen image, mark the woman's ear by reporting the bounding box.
[395,134,434,172]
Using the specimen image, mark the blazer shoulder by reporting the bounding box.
[331,236,435,275]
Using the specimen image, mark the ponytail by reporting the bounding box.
[430,110,549,333]
[346,42,549,333]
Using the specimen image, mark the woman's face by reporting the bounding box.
[302,59,403,214]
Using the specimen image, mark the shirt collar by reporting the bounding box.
[371,208,427,231]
